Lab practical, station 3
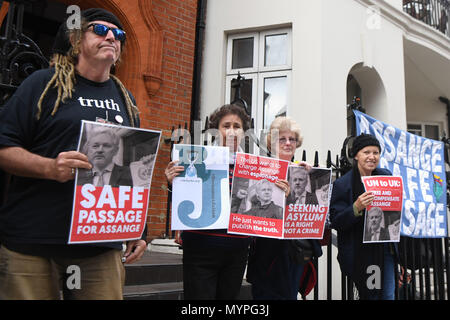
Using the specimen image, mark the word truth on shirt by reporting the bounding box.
[78,97,121,111]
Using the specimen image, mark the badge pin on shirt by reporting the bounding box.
[115,115,124,124]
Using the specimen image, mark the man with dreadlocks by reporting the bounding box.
[0,8,146,299]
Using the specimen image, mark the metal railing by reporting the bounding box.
[0,0,49,206]
[164,118,450,300]
[163,77,450,301]
[0,0,49,106]
[309,99,450,300]
[305,148,450,300]
[403,0,450,38]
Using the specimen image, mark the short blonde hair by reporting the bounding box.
[267,116,303,150]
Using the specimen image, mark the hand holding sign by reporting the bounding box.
[354,191,375,212]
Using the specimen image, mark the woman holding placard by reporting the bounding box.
[246,116,323,300]
[165,104,251,300]
[329,133,398,300]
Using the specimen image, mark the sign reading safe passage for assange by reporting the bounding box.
[69,121,161,244]
[354,110,448,238]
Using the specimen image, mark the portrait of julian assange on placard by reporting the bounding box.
[363,207,401,243]
[76,121,160,188]
[231,177,284,220]
[286,166,320,206]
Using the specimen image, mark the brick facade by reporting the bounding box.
[117,0,198,240]
[144,0,197,239]
[57,0,198,240]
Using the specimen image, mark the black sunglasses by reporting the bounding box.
[87,23,126,42]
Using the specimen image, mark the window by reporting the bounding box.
[231,37,255,69]
[407,122,441,141]
[260,73,288,130]
[225,28,292,133]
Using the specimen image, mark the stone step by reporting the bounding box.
[124,250,182,286]
[123,282,184,300]
[149,238,183,254]
[123,246,253,300]
[123,280,253,300]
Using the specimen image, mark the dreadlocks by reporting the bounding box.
[36,55,139,127]
[36,53,76,120]
[110,74,139,127]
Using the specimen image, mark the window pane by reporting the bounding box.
[425,125,439,140]
[263,76,287,130]
[407,124,422,130]
[232,38,254,69]
[264,33,287,66]
[230,78,253,116]
[407,124,422,136]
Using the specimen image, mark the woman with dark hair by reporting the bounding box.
[165,103,251,300]
[329,133,398,300]
[208,104,251,133]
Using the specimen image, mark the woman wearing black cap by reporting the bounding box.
[329,133,398,300]
[0,8,143,299]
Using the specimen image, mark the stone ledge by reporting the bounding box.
[148,238,183,255]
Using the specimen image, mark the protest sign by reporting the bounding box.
[354,110,448,238]
[284,166,332,239]
[361,176,403,243]
[171,144,230,230]
[228,153,288,238]
[69,121,161,244]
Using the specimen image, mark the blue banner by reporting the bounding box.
[354,110,448,238]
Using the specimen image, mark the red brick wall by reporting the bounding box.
[134,0,197,240]
[76,0,198,240]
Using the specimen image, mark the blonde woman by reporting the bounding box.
[247,116,323,300]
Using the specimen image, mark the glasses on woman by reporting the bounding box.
[87,23,126,42]
[279,137,297,144]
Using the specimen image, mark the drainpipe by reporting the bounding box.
[439,96,450,214]
[439,96,450,162]
[190,0,207,131]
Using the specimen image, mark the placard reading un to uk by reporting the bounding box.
[171,145,230,230]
